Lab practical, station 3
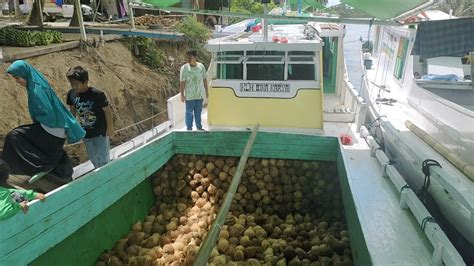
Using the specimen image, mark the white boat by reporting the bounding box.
[360,10,474,262]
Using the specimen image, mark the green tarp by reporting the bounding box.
[142,0,180,8]
[342,0,429,20]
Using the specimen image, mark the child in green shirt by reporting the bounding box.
[0,159,46,221]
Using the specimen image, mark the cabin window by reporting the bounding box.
[247,51,285,56]
[287,55,317,80]
[217,64,243,79]
[217,51,244,56]
[246,55,285,80]
[247,64,285,80]
[288,64,315,80]
[215,55,244,80]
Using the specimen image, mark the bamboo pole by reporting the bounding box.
[194,124,260,266]
[405,120,474,181]
[75,0,87,41]
[128,0,135,30]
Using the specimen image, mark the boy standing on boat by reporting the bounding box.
[66,66,114,168]
[0,159,46,220]
[180,49,209,131]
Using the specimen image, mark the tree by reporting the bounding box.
[25,0,44,26]
[439,0,473,17]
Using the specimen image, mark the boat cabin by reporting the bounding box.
[206,22,346,133]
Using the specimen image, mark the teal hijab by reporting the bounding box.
[7,60,85,144]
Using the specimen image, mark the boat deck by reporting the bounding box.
[340,128,433,265]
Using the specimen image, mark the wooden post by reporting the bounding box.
[128,0,135,30]
[75,0,87,41]
[194,125,260,266]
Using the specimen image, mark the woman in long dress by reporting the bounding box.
[3,60,85,182]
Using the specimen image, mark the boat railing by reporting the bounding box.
[341,59,367,129]
[72,119,172,179]
[167,93,186,128]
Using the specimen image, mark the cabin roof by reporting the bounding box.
[207,23,326,52]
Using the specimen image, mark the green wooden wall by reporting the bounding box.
[30,179,155,266]
[1,131,342,266]
[336,149,372,266]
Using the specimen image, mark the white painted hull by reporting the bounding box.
[362,24,474,245]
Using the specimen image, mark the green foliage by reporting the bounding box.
[0,27,62,47]
[230,0,276,23]
[135,37,167,71]
[175,16,209,45]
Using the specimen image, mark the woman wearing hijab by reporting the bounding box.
[3,60,85,182]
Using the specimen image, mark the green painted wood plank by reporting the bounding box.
[173,131,337,146]
[174,141,337,154]
[30,178,155,266]
[174,146,336,161]
[1,148,174,265]
[173,140,337,150]
[0,134,173,242]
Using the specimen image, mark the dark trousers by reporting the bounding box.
[2,123,73,179]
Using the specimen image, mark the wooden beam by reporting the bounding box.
[194,124,260,266]
[75,0,87,41]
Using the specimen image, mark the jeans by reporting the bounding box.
[185,99,203,130]
[84,136,110,168]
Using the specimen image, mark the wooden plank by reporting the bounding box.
[30,26,186,40]
[2,41,80,62]
[174,140,337,161]
[173,140,337,150]
[0,134,173,243]
[195,125,260,265]
[0,147,174,265]
[173,139,337,150]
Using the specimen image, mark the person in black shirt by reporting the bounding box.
[66,66,114,168]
